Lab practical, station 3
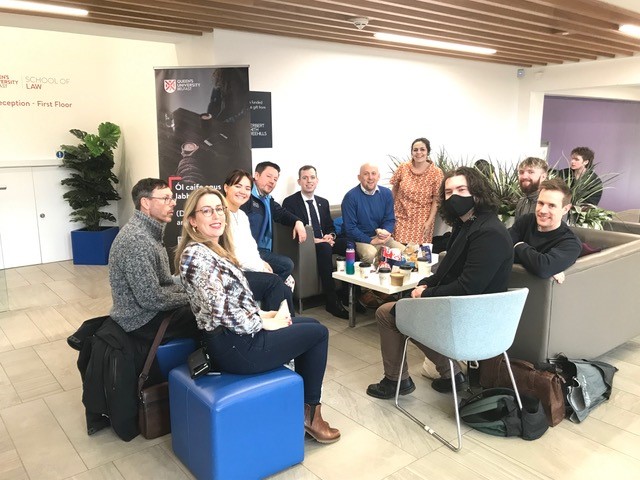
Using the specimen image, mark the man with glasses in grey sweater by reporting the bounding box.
[109,178,198,344]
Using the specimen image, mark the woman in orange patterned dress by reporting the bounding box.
[390,138,444,244]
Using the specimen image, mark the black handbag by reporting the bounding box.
[188,347,211,378]
[137,315,172,440]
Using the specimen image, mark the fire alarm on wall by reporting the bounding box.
[517,68,525,78]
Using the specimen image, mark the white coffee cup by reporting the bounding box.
[417,257,431,276]
[359,262,372,278]
[378,267,391,286]
[336,258,346,272]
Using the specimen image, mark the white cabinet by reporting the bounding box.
[0,165,81,268]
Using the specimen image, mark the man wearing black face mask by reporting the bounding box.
[367,167,514,399]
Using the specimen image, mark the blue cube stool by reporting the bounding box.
[156,338,197,379]
[169,364,304,480]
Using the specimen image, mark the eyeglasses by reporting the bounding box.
[147,196,176,205]
[196,205,227,217]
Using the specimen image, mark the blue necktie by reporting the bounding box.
[306,200,323,239]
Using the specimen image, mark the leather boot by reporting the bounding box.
[304,403,341,444]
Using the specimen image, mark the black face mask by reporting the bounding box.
[444,194,475,218]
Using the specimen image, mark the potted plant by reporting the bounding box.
[60,121,121,265]
[389,149,617,229]
[547,156,618,230]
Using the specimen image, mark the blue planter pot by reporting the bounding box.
[71,226,119,265]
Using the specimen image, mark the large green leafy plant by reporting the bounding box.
[60,122,121,231]
[387,146,456,180]
[548,157,618,229]
[477,161,521,221]
[388,148,618,229]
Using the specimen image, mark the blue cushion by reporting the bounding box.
[334,216,344,236]
[156,338,196,379]
[169,365,304,479]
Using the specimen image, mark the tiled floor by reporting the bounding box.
[1,261,640,480]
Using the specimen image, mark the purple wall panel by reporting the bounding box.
[541,95,640,212]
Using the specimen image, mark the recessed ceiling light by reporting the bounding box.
[374,32,496,55]
[0,0,88,16]
[619,24,640,38]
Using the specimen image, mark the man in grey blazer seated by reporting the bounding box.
[282,165,350,319]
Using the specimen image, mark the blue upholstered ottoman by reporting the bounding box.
[169,364,304,480]
[156,338,197,379]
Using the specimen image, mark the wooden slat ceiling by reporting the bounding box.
[4,0,640,67]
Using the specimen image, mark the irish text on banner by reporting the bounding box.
[155,66,252,258]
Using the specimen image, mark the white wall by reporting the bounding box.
[1,19,521,211]
[211,30,520,203]
[0,17,190,224]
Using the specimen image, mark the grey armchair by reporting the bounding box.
[273,223,322,312]
[273,205,343,312]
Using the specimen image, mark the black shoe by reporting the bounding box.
[354,300,367,314]
[326,300,349,320]
[431,372,466,393]
[366,377,415,399]
[340,298,366,314]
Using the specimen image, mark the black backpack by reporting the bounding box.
[459,388,548,440]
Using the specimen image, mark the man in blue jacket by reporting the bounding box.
[242,161,307,280]
[341,163,404,264]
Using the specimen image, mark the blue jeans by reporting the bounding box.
[258,249,294,281]
[244,270,294,315]
[203,317,328,404]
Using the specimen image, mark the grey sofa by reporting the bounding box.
[508,226,640,363]
[274,223,321,312]
[273,205,343,312]
[604,209,640,235]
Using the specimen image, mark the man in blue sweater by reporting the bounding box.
[342,163,404,264]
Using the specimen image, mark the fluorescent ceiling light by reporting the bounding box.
[0,0,88,16]
[619,24,640,38]
[374,32,496,55]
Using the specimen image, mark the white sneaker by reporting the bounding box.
[421,357,440,379]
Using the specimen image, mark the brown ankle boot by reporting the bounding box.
[304,403,341,444]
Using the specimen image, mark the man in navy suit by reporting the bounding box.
[282,165,350,319]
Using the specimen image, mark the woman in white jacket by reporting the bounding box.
[223,170,294,314]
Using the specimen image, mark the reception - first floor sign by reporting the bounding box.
[154,66,252,256]
[249,91,272,148]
